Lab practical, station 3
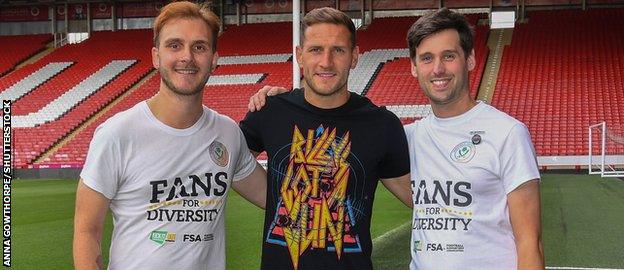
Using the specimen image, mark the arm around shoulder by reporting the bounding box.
[379,113,412,208]
[73,179,111,270]
[381,173,413,208]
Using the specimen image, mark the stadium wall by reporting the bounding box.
[3,0,623,35]
[15,168,80,180]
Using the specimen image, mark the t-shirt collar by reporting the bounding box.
[429,101,485,127]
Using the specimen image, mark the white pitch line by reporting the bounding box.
[546,267,624,270]
[372,221,411,244]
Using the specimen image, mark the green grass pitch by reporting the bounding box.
[11,173,624,269]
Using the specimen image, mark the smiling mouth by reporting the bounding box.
[430,77,452,89]
[175,69,198,75]
[316,72,336,78]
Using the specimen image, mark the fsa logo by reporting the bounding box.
[183,234,202,242]
[183,234,214,242]
[426,243,444,251]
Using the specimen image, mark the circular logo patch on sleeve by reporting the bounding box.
[209,141,229,167]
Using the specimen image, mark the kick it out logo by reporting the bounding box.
[267,125,361,270]
[414,240,422,253]
[149,230,176,246]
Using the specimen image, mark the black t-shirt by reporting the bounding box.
[240,89,409,270]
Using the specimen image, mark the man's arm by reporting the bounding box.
[73,180,110,270]
[247,85,289,112]
[380,173,413,208]
[508,179,544,270]
[232,162,267,209]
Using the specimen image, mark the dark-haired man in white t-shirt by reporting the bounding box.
[404,8,544,270]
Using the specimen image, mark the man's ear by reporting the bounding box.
[350,46,359,69]
[410,60,418,78]
[467,49,476,71]
[151,47,159,69]
[211,51,219,73]
[296,46,303,68]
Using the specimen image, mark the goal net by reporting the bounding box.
[589,122,624,177]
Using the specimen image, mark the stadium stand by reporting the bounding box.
[492,8,624,156]
[0,34,52,76]
[5,29,153,168]
[42,75,160,165]
[35,15,492,167]
[38,23,297,166]
[365,16,489,123]
[0,62,73,101]
[9,9,623,168]
[194,22,294,122]
[218,22,293,56]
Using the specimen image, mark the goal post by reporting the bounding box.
[588,121,624,177]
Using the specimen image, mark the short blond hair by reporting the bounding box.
[153,1,221,51]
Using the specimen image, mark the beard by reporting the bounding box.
[421,71,470,105]
[303,70,350,98]
[159,65,211,97]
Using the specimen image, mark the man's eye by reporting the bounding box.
[420,56,432,63]
[167,43,180,49]
[444,54,456,61]
[194,45,207,52]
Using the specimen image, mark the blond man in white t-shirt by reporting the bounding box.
[72,2,266,269]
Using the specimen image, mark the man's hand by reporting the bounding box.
[248,85,289,112]
[381,174,413,208]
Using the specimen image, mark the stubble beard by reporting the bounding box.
[160,67,211,97]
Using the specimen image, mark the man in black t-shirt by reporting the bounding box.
[240,7,412,270]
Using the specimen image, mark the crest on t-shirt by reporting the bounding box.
[450,141,476,163]
[209,141,229,167]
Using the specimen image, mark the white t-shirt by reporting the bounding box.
[404,102,540,270]
[80,101,256,270]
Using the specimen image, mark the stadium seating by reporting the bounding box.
[218,22,293,56]
[42,75,160,165]
[492,8,624,156]
[36,15,491,167]
[4,29,154,168]
[365,17,490,120]
[29,22,297,167]
[0,34,51,76]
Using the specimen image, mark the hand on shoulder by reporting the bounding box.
[247,85,290,112]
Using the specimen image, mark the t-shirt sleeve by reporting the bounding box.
[79,125,122,199]
[379,114,411,179]
[232,127,257,182]
[239,110,265,153]
[499,123,541,194]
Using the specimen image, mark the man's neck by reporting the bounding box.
[303,88,350,109]
[431,93,478,119]
[147,88,204,129]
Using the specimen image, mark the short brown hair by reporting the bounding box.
[407,8,474,61]
[153,1,221,51]
[302,7,356,48]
